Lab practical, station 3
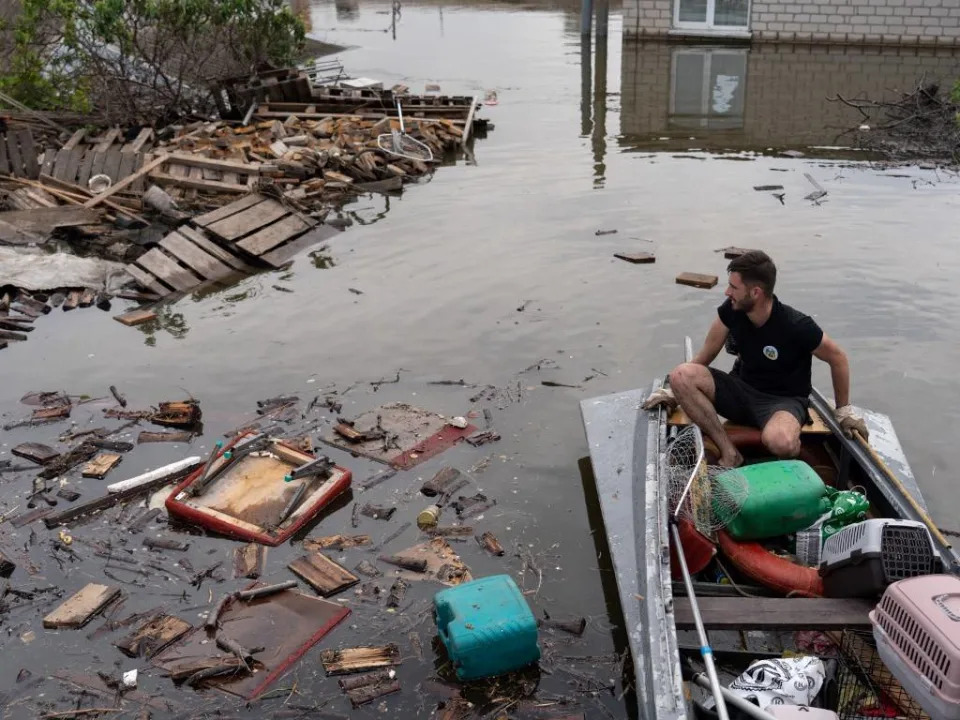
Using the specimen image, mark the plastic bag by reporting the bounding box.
[728,656,826,709]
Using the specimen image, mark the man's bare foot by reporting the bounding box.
[716,451,744,468]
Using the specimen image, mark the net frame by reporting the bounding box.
[666,425,749,535]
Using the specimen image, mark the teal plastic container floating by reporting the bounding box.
[434,574,540,680]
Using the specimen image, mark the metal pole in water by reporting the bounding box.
[581,0,593,35]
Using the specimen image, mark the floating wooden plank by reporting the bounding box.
[288,552,359,597]
[207,199,287,241]
[718,246,756,259]
[160,231,233,279]
[12,442,59,465]
[116,614,191,658]
[320,644,401,676]
[150,171,249,194]
[193,193,264,227]
[43,583,121,629]
[233,542,266,579]
[675,272,718,289]
[138,430,194,444]
[135,249,203,293]
[236,214,312,256]
[81,453,122,479]
[303,534,371,552]
[114,308,158,326]
[348,679,402,707]
[614,252,656,264]
[177,225,251,272]
[11,507,54,528]
[673,596,873,630]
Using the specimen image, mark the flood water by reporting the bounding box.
[2,2,960,717]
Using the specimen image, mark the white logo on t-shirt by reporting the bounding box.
[763,345,779,360]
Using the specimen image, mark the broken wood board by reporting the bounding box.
[116,614,191,658]
[114,308,157,326]
[0,206,103,245]
[159,230,235,280]
[152,586,350,700]
[320,403,476,470]
[303,534,370,552]
[320,644,401,676]
[11,442,59,465]
[204,198,287,241]
[138,430,194,444]
[165,435,352,546]
[192,193,264,227]
[43,583,121,629]
[134,248,203,293]
[390,537,472,586]
[675,272,718,289]
[614,252,655,264]
[150,171,250,194]
[81,452,122,478]
[233,542,266,579]
[288,551,359,597]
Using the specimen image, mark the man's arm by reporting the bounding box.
[692,317,729,366]
[812,334,850,408]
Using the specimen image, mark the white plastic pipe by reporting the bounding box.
[107,456,201,493]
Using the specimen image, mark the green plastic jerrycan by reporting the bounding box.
[721,460,831,540]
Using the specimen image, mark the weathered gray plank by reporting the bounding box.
[236,214,311,256]
[43,583,121,628]
[116,151,136,182]
[177,225,250,272]
[5,132,24,177]
[135,249,203,292]
[0,136,9,175]
[52,148,72,180]
[207,199,287,241]
[124,263,172,297]
[673,596,873,630]
[192,193,264,227]
[261,224,340,268]
[159,231,232,280]
[63,147,85,184]
[76,151,96,188]
[17,130,39,178]
[102,148,123,182]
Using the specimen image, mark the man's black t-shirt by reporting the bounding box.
[717,296,823,398]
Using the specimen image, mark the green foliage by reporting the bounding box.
[951,79,960,106]
[0,0,305,114]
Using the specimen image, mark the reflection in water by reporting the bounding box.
[620,41,960,154]
[309,246,337,269]
[134,306,190,346]
[335,0,360,21]
[580,0,610,186]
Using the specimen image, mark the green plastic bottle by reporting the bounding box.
[721,460,831,540]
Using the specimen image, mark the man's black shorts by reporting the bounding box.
[708,368,809,429]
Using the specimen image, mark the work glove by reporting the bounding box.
[641,387,678,412]
[835,405,869,441]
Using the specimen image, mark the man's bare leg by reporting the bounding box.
[668,363,743,467]
[760,411,801,458]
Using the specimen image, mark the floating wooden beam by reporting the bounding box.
[675,272,718,289]
[288,552,359,597]
[43,583,121,629]
[320,644,401,676]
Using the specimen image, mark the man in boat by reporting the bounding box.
[643,250,868,467]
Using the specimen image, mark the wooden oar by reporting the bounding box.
[853,430,951,549]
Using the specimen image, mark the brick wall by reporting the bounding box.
[624,0,960,46]
[620,41,960,147]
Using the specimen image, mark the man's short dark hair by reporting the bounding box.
[727,250,776,296]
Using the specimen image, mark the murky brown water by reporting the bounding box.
[2,2,960,717]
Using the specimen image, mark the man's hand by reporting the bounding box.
[835,405,869,441]
[641,387,678,412]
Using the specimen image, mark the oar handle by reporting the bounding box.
[853,430,951,549]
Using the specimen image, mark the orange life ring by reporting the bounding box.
[670,517,716,580]
[717,529,824,597]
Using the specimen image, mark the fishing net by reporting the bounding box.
[666,425,749,535]
[376,128,434,162]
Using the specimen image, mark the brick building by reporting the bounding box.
[623,0,960,46]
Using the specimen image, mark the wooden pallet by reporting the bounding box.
[39,127,155,193]
[0,129,40,178]
[125,225,248,296]
[193,194,318,268]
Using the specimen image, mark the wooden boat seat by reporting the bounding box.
[667,404,831,435]
[673,596,873,630]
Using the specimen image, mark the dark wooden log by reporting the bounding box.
[378,554,427,573]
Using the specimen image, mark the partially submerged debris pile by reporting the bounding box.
[831,81,960,162]
[0,72,490,337]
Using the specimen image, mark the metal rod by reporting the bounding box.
[692,674,778,720]
[672,521,729,720]
[674,335,729,720]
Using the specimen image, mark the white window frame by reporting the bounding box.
[673,0,751,31]
[668,48,748,129]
